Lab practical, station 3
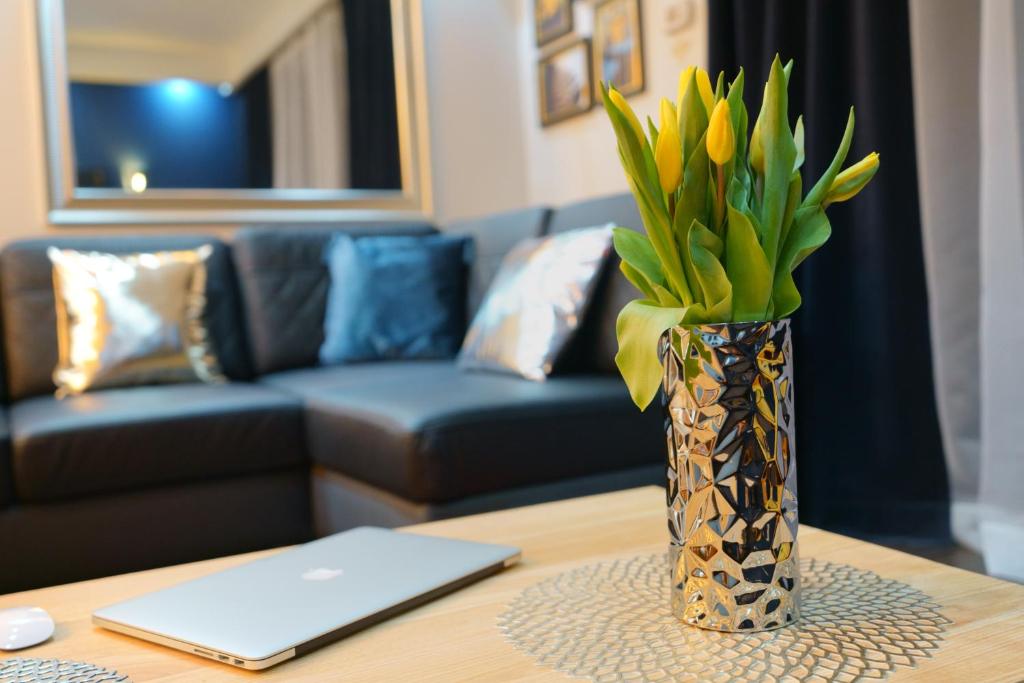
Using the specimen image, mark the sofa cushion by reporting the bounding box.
[320,234,470,364]
[262,361,662,504]
[445,206,551,318]
[458,225,613,380]
[0,236,251,401]
[546,193,644,374]
[232,224,435,375]
[10,383,305,503]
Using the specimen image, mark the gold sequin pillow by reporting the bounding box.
[47,246,226,397]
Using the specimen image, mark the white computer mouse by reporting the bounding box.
[0,606,55,650]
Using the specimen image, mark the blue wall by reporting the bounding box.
[70,80,250,189]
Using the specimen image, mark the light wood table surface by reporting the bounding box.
[1,486,1022,682]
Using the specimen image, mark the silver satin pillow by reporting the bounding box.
[48,246,225,397]
[458,224,613,380]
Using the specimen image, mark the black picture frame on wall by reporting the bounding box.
[592,0,645,97]
[538,38,593,127]
[535,0,573,47]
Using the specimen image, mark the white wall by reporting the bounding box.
[0,1,50,240]
[421,0,709,220]
[515,0,708,208]
[420,0,529,223]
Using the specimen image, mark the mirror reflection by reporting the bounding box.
[64,0,402,192]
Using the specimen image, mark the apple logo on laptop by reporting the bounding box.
[302,567,344,582]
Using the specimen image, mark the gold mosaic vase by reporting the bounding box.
[661,319,800,632]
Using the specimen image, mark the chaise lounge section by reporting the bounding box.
[0,193,663,593]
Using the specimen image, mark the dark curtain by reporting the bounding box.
[709,1,950,540]
[342,0,402,189]
[238,67,273,189]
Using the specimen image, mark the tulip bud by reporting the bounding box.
[696,68,714,116]
[654,99,682,194]
[609,88,646,145]
[826,152,880,204]
[676,66,695,112]
[706,100,735,165]
[749,119,764,174]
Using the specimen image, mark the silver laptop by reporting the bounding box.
[93,527,521,670]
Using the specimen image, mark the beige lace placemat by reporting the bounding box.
[498,555,950,682]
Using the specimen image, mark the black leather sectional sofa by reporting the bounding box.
[0,193,662,593]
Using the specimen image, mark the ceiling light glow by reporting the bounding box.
[163,78,197,100]
[129,171,148,193]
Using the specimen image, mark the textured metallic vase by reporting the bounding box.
[662,319,800,632]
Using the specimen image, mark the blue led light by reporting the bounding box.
[162,78,197,100]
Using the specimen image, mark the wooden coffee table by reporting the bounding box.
[1,487,1022,681]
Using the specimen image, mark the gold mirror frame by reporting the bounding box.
[36,0,433,225]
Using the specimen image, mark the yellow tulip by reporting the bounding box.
[609,88,645,145]
[749,119,764,173]
[654,99,682,193]
[676,66,714,115]
[826,152,880,204]
[676,66,695,111]
[706,100,735,165]
[696,68,714,115]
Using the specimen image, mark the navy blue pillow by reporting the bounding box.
[319,233,471,364]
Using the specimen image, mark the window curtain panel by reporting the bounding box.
[270,2,349,189]
[238,68,273,188]
[708,0,950,540]
[911,0,1024,581]
[342,0,402,190]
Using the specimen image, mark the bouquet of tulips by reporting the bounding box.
[602,56,879,409]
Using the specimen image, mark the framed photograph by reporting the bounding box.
[593,0,645,97]
[538,39,593,126]
[535,0,573,47]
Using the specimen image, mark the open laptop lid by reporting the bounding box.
[93,527,520,669]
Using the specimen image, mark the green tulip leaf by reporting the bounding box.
[788,207,832,270]
[612,227,664,288]
[646,116,659,154]
[678,71,710,167]
[772,274,800,319]
[615,299,689,409]
[652,283,683,307]
[803,107,855,208]
[674,131,711,300]
[773,206,832,317]
[777,171,802,263]
[601,85,660,206]
[757,56,797,270]
[726,201,772,321]
[726,174,749,210]
[628,177,693,305]
[689,214,724,258]
[619,261,657,300]
[726,69,749,185]
[688,219,732,322]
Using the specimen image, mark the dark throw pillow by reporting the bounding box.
[319,233,470,364]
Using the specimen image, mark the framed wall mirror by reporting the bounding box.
[37,0,432,225]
